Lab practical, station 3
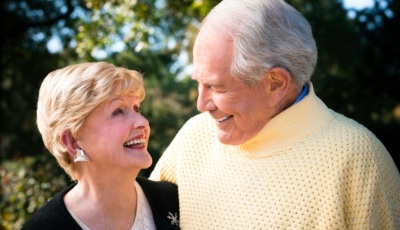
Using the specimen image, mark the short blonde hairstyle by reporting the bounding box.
[36,62,145,179]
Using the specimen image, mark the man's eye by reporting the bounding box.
[198,83,212,90]
[134,106,141,113]
[112,108,124,116]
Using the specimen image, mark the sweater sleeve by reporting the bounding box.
[338,123,400,229]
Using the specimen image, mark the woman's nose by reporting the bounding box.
[132,113,149,130]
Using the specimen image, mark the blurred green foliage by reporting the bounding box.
[0,156,68,230]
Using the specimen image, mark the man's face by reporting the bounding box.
[192,25,277,145]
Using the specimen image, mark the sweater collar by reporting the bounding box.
[226,82,334,157]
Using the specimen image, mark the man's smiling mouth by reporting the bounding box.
[216,115,233,122]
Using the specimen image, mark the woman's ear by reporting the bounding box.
[60,130,79,157]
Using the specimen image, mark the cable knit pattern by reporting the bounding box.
[150,84,400,229]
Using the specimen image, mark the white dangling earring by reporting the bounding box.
[74,148,89,162]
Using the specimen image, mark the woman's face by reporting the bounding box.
[76,95,152,173]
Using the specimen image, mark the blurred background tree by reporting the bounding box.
[1,0,399,229]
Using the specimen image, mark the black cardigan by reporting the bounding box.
[22,177,180,230]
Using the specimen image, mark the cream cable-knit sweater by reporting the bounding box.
[150,84,400,229]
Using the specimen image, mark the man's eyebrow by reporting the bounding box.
[198,79,221,87]
[208,80,224,87]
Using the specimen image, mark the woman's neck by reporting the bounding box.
[64,171,139,229]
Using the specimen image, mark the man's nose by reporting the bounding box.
[197,85,216,112]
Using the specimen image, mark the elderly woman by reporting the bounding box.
[22,62,180,230]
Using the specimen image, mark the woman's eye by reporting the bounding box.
[112,108,124,116]
[134,106,141,113]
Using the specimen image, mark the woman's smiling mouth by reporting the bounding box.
[123,138,146,148]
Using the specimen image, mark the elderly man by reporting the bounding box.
[150,0,400,229]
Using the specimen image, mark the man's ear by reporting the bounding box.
[261,67,292,106]
[60,130,79,157]
[266,67,291,92]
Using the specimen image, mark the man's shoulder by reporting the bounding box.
[182,112,214,131]
[187,112,212,123]
[331,112,377,138]
[325,111,388,155]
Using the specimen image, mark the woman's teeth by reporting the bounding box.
[123,138,145,147]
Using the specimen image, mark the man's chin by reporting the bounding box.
[216,131,243,146]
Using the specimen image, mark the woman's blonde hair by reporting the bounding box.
[36,62,145,179]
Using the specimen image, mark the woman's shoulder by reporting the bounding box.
[137,176,177,191]
[136,177,179,208]
[21,183,82,230]
[136,177,180,229]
